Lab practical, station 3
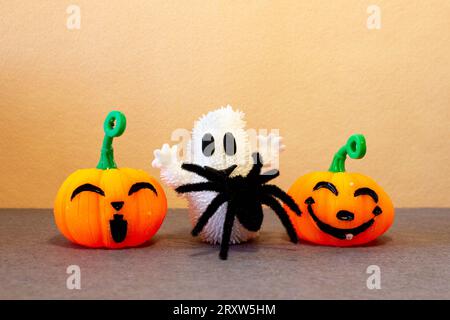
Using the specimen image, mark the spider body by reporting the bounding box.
[153,106,298,258]
[176,153,302,260]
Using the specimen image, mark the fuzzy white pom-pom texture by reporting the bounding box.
[152,105,282,244]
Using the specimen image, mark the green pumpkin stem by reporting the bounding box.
[328,134,367,173]
[96,110,127,170]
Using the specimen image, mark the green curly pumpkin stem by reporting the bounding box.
[328,134,366,173]
[96,110,127,170]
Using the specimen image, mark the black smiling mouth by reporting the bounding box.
[305,197,380,240]
[109,214,128,243]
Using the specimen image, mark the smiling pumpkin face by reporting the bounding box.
[54,168,167,248]
[54,111,167,248]
[286,171,394,246]
[285,134,394,246]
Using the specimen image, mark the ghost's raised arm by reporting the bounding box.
[152,144,192,188]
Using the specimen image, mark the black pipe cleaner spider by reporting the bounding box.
[175,153,302,260]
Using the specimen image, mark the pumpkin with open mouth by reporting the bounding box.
[285,134,394,246]
[54,111,167,248]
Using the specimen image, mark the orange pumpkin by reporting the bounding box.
[54,111,167,248]
[286,134,394,246]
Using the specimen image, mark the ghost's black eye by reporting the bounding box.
[223,132,236,156]
[202,133,215,156]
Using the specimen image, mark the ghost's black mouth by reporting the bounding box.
[109,214,128,243]
[305,197,379,240]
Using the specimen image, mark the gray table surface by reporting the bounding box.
[0,208,449,299]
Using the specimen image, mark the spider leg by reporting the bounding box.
[181,163,220,181]
[205,164,237,178]
[262,184,302,216]
[219,202,236,260]
[258,169,280,184]
[192,193,228,236]
[175,182,222,194]
[261,195,298,243]
[247,152,263,179]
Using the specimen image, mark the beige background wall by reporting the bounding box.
[0,0,449,208]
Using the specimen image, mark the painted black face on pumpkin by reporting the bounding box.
[70,182,157,243]
[304,181,383,240]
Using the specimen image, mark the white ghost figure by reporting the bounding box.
[152,105,284,244]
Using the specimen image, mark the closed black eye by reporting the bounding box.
[202,133,215,157]
[354,187,378,203]
[313,181,338,196]
[71,184,105,201]
[223,132,236,156]
[128,182,157,196]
